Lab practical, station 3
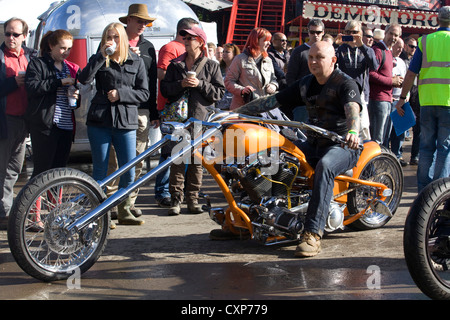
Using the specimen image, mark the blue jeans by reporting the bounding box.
[417,106,450,192]
[368,100,392,146]
[87,126,136,189]
[154,154,170,201]
[296,141,360,237]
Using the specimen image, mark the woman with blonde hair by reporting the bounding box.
[225,27,278,110]
[78,22,149,225]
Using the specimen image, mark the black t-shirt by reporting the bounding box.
[277,72,362,126]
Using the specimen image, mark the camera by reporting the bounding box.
[342,35,354,42]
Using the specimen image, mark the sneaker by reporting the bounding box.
[157,197,171,208]
[294,231,321,257]
[410,158,419,165]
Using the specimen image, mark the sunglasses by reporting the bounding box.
[363,34,373,38]
[276,39,288,42]
[309,30,323,35]
[408,44,417,49]
[5,32,23,38]
[182,36,197,41]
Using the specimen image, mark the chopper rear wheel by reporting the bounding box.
[347,146,403,230]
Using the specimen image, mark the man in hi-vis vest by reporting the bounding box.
[396,6,450,192]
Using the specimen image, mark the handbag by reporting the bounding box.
[160,57,209,122]
[160,91,189,122]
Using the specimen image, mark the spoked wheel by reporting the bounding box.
[347,146,403,230]
[404,177,450,300]
[8,168,110,282]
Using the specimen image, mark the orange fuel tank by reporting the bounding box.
[222,123,292,157]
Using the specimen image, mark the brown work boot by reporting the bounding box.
[294,231,321,257]
[168,192,182,216]
[187,198,204,214]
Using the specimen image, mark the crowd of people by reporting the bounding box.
[0,3,449,257]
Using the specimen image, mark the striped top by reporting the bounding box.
[53,62,73,130]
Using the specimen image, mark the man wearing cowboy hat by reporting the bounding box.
[106,4,158,217]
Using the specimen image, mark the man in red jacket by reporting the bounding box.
[0,18,37,230]
[368,23,403,146]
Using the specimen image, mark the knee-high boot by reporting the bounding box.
[118,197,145,225]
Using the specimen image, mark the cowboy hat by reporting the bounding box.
[119,4,156,26]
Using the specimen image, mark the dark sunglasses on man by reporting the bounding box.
[363,34,373,39]
[5,32,23,38]
[309,30,323,35]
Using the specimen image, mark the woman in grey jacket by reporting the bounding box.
[78,22,149,225]
[225,27,278,111]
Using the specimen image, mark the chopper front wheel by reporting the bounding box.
[8,168,110,282]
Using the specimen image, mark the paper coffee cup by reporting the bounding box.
[187,71,196,78]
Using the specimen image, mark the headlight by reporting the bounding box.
[160,122,187,135]
[160,122,175,134]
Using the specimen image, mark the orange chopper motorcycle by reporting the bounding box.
[8,102,403,281]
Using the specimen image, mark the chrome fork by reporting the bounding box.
[65,119,222,234]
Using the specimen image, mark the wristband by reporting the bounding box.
[399,96,407,100]
[348,130,358,135]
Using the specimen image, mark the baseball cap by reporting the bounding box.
[179,26,207,44]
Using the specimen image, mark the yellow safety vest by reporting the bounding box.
[418,30,450,107]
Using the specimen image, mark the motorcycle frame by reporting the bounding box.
[65,112,391,238]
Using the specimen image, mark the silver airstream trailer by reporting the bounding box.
[32,0,199,153]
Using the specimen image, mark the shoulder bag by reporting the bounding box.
[161,57,208,122]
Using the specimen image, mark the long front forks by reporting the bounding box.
[65,126,222,234]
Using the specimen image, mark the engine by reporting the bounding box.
[224,150,305,203]
[217,149,346,245]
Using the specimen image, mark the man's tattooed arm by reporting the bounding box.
[344,101,360,134]
[233,95,280,115]
[344,101,361,149]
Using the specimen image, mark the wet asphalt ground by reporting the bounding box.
[0,139,430,302]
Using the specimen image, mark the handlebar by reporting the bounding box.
[165,110,363,150]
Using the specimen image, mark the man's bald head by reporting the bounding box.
[310,41,336,58]
[308,41,337,83]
